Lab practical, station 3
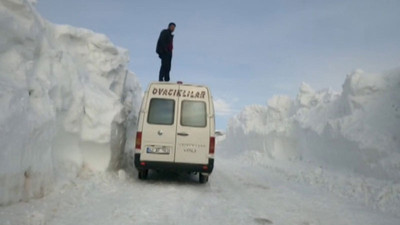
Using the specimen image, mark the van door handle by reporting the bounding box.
[177,132,189,136]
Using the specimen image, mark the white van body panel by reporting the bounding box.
[139,86,179,163]
[175,84,211,164]
[135,82,215,172]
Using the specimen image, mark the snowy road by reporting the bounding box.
[1,158,399,225]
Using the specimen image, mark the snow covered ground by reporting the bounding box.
[1,157,400,225]
[1,1,400,224]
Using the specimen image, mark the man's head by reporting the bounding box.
[168,22,176,32]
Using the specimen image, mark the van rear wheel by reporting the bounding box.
[138,170,148,180]
[199,173,208,183]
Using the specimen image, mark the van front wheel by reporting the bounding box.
[138,170,148,180]
[199,173,208,183]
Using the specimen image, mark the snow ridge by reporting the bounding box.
[0,0,141,205]
[219,69,400,212]
[221,69,400,180]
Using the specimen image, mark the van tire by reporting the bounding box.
[138,170,148,180]
[199,173,208,183]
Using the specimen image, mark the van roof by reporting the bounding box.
[147,82,210,89]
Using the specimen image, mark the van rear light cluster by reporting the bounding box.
[209,137,215,154]
[135,132,142,150]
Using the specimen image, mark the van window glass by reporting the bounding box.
[148,99,175,125]
[181,101,207,127]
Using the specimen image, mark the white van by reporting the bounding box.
[134,81,216,183]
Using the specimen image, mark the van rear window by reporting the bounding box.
[148,98,175,125]
[181,101,207,127]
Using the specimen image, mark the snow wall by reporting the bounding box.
[0,0,142,205]
[219,69,400,181]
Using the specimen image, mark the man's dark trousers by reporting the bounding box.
[159,53,171,82]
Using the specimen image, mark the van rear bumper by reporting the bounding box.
[134,154,214,174]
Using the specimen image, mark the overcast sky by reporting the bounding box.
[36,0,400,130]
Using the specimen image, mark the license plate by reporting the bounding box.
[146,146,171,154]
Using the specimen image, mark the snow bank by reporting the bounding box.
[0,0,141,205]
[220,69,400,180]
[219,69,400,212]
[220,69,400,186]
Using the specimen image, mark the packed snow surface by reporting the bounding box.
[0,0,141,205]
[1,158,400,225]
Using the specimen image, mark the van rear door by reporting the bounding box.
[175,85,210,164]
[140,86,178,163]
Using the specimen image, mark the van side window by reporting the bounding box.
[148,98,175,125]
[181,101,207,127]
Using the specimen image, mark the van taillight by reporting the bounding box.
[135,132,142,150]
[209,137,215,154]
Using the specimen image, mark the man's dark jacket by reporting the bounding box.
[156,29,173,56]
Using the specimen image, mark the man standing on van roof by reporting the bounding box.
[156,22,175,82]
